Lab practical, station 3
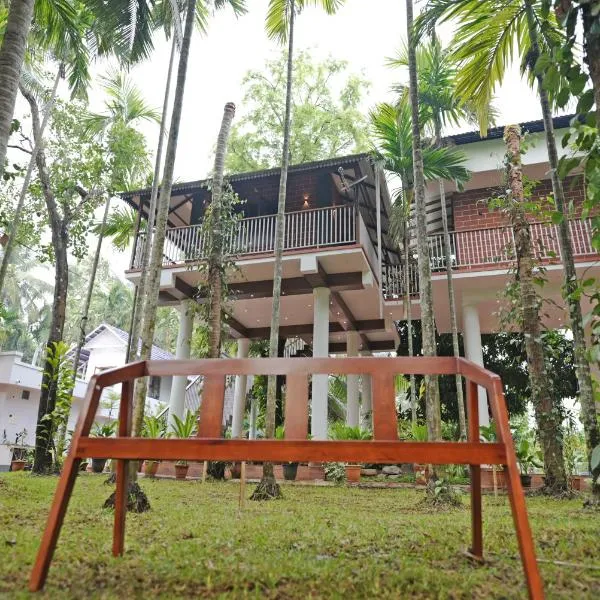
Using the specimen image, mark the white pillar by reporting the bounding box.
[360,368,372,431]
[249,396,257,439]
[462,304,489,427]
[346,331,360,427]
[312,287,330,440]
[168,301,194,429]
[231,338,250,438]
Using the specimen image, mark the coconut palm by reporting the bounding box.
[419,0,592,494]
[249,0,346,501]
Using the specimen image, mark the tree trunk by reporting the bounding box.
[581,2,600,127]
[406,0,441,441]
[433,115,467,439]
[131,0,197,440]
[22,89,69,474]
[207,102,236,358]
[401,194,417,424]
[251,0,296,502]
[128,35,177,363]
[0,0,34,181]
[525,0,598,495]
[505,124,568,494]
[0,68,61,297]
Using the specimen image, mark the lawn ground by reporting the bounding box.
[0,472,598,599]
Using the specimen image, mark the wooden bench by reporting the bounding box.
[29,356,544,599]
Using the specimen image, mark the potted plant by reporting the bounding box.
[515,438,542,487]
[409,424,429,485]
[142,414,166,477]
[329,423,371,483]
[275,425,299,481]
[90,421,117,473]
[170,411,196,480]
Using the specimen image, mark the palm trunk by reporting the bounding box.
[207,102,236,358]
[0,67,61,296]
[401,191,417,424]
[251,0,296,501]
[406,0,441,441]
[131,0,197,440]
[22,88,69,474]
[505,124,568,494]
[525,0,599,495]
[433,116,467,439]
[128,34,177,363]
[0,0,34,180]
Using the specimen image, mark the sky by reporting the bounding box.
[16,0,546,280]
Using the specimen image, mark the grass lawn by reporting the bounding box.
[1,473,598,599]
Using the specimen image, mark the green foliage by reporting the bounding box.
[515,438,543,475]
[409,423,429,442]
[171,411,197,439]
[323,461,346,484]
[225,51,370,173]
[91,421,118,438]
[142,414,167,439]
[328,422,371,440]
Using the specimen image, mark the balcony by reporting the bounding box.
[130,204,357,269]
[383,218,597,299]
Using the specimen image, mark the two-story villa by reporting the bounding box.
[122,115,599,435]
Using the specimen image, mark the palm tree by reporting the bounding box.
[388,37,496,439]
[504,124,567,492]
[420,0,598,495]
[250,0,346,501]
[0,0,34,180]
[207,102,236,358]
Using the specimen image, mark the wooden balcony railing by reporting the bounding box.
[130,204,357,269]
[383,218,596,299]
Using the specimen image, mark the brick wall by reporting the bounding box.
[452,175,585,231]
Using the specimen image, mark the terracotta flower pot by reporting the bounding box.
[569,475,583,491]
[413,463,429,485]
[230,462,242,479]
[345,464,361,483]
[175,464,189,480]
[144,460,159,477]
[10,460,26,472]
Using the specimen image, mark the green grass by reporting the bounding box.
[0,473,598,599]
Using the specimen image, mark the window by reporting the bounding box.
[21,390,30,400]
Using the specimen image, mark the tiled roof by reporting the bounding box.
[445,114,576,146]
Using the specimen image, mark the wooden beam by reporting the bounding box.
[241,319,386,341]
[158,290,179,304]
[225,315,249,339]
[174,277,202,302]
[330,340,396,353]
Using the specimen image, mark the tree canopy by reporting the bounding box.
[225,51,370,173]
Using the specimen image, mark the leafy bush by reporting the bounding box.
[324,462,346,484]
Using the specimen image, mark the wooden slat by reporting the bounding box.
[284,375,309,440]
[371,373,398,440]
[75,439,506,465]
[197,374,226,437]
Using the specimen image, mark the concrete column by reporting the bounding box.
[346,331,360,427]
[360,371,372,431]
[249,396,257,439]
[462,304,489,427]
[231,338,250,438]
[312,287,330,440]
[168,301,194,429]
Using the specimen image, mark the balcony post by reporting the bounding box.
[167,300,194,430]
[346,331,360,427]
[462,303,489,427]
[231,338,250,438]
[312,287,330,440]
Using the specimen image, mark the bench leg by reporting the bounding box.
[29,456,81,591]
[112,459,129,556]
[469,464,483,559]
[505,462,545,599]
